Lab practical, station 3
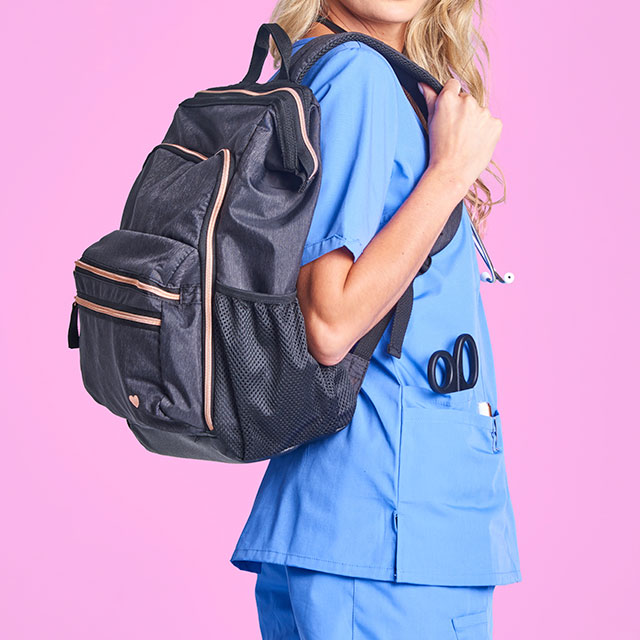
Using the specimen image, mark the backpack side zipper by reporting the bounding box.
[203,148,232,432]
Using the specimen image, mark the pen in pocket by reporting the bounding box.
[478,401,492,416]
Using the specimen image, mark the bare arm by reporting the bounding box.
[297,78,503,366]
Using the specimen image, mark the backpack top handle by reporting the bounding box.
[239,22,293,86]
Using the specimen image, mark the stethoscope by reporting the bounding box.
[467,209,515,284]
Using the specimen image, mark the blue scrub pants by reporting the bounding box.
[254,562,495,639]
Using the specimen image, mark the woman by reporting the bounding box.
[230,1,521,637]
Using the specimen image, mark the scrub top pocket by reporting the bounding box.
[395,385,520,584]
[400,405,503,512]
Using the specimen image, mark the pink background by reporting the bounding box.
[2,1,638,638]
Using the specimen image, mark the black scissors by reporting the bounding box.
[427,333,479,394]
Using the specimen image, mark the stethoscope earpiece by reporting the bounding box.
[480,270,515,284]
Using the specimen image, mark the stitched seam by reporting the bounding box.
[302,234,365,264]
[398,567,520,576]
[233,548,520,578]
[351,576,356,640]
[303,233,363,251]
[233,548,394,571]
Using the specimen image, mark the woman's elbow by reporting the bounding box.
[304,316,350,367]
[296,249,356,366]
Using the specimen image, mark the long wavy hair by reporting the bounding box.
[267,0,504,236]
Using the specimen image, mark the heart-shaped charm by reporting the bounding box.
[128,394,140,408]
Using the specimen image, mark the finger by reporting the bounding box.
[442,77,462,96]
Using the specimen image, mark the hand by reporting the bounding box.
[418,78,502,191]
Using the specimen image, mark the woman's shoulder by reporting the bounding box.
[300,40,400,99]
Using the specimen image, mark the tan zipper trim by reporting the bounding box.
[159,143,208,161]
[196,88,318,181]
[74,295,161,327]
[74,260,180,301]
[203,148,232,431]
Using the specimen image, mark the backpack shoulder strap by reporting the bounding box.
[286,32,442,92]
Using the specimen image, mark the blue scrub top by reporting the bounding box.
[230,38,522,586]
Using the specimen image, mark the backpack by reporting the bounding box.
[67,22,463,464]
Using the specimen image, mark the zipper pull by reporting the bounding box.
[68,299,79,349]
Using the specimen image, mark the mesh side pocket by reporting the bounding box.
[212,286,362,462]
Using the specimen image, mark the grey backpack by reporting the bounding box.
[67,22,462,463]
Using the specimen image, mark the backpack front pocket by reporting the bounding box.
[70,229,203,431]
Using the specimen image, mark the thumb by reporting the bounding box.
[418,82,438,122]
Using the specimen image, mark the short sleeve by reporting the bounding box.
[299,42,399,267]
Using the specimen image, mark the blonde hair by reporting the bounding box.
[268,0,505,236]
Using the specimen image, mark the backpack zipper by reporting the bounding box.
[203,148,232,432]
[74,260,181,301]
[74,295,162,327]
[193,87,318,181]
[157,143,208,161]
